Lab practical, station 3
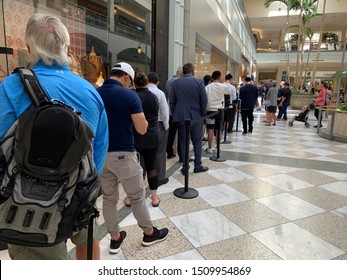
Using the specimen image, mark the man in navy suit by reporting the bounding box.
[169,63,208,175]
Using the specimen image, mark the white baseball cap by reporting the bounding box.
[111,62,135,81]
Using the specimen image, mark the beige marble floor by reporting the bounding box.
[1,109,347,260]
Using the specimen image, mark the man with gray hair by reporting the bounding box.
[0,13,109,259]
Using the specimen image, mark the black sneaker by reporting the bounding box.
[141,227,169,246]
[193,166,209,173]
[109,231,127,254]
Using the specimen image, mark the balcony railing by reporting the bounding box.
[82,7,148,43]
[257,41,347,53]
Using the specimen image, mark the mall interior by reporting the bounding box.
[0,0,347,260]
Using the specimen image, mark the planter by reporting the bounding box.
[290,95,313,110]
[328,111,347,137]
[319,109,347,143]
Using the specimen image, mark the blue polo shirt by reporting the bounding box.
[97,79,143,152]
[0,60,108,174]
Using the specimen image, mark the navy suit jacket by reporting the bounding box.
[169,74,207,123]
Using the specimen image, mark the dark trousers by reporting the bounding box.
[227,106,237,131]
[241,109,254,133]
[156,122,168,181]
[277,103,289,120]
[314,107,323,124]
[137,147,158,190]
[166,116,180,157]
[178,119,203,170]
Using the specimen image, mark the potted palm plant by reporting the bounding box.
[322,32,338,50]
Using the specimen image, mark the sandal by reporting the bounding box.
[124,197,131,207]
[152,199,161,207]
[265,123,271,126]
[272,123,276,126]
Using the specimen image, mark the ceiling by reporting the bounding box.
[243,0,347,51]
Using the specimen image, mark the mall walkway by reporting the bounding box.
[1,109,347,260]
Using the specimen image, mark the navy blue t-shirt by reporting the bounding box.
[97,79,143,152]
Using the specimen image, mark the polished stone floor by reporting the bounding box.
[1,109,347,260]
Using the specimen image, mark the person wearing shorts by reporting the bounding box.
[205,71,230,153]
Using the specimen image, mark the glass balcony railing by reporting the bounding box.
[257,41,347,53]
[84,8,147,43]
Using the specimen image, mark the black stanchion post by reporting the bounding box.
[87,209,99,260]
[210,109,226,162]
[317,107,322,134]
[174,119,199,199]
[222,106,231,144]
[329,110,335,141]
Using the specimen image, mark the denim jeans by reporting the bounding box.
[277,103,289,120]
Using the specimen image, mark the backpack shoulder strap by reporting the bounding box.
[13,67,50,107]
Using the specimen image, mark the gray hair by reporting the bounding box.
[176,65,183,74]
[25,13,71,67]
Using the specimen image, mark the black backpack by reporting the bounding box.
[0,68,100,252]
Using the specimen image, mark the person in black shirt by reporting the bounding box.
[239,77,258,134]
[277,82,292,121]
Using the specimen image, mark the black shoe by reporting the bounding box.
[142,227,169,246]
[313,125,323,128]
[180,169,187,175]
[167,153,176,159]
[109,231,127,254]
[193,166,209,173]
[242,132,247,135]
[158,178,169,186]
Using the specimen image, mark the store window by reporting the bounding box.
[0,0,152,83]
[195,34,228,79]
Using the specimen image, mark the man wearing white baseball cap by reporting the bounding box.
[111,62,135,85]
[97,62,169,255]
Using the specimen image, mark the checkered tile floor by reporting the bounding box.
[1,109,346,260]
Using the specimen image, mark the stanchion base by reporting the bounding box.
[174,187,199,199]
[209,156,227,162]
[221,140,232,144]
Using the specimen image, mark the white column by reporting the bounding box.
[168,0,185,76]
[108,0,114,32]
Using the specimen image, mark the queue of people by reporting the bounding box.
[1,12,337,261]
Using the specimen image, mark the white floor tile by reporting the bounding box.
[170,208,245,247]
[197,184,250,207]
[256,193,325,220]
[207,167,253,183]
[319,181,347,198]
[330,206,347,219]
[259,174,313,191]
[251,222,345,259]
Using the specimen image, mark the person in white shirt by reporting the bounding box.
[147,72,170,186]
[205,71,231,153]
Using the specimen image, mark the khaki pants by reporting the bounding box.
[101,151,153,238]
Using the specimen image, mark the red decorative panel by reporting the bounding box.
[3,0,35,75]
